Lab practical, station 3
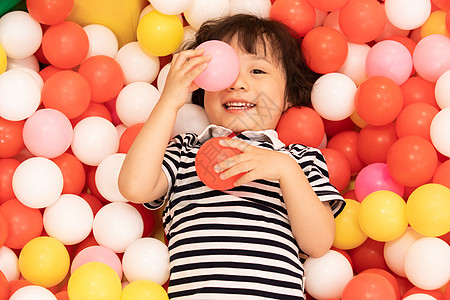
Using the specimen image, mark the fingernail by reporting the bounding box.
[214,165,221,173]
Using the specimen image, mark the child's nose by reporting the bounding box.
[226,72,248,91]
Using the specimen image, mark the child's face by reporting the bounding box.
[203,39,286,133]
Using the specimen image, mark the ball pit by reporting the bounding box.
[0,1,449,299]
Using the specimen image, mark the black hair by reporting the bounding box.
[182,14,319,108]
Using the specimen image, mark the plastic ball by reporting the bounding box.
[0,199,43,249]
[18,236,70,288]
[93,202,144,253]
[71,116,119,166]
[308,0,349,11]
[420,10,450,38]
[302,26,348,74]
[327,130,366,175]
[396,102,439,143]
[171,103,210,137]
[337,42,370,86]
[194,40,240,92]
[26,0,74,25]
[229,0,271,18]
[270,0,316,38]
[67,262,122,300]
[433,159,450,188]
[184,0,230,30]
[276,106,325,147]
[137,10,184,56]
[338,0,386,43]
[0,44,6,74]
[149,0,192,15]
[341,272,397,300]
[400,76,438,108]
[51,153,86,195]
[406,183,450,237]
[404,237,450,290]
[355,76,403,126]
[413,34,450,82]
[311,73,356,121]
[430,107,450,157]
[435,70,450,109]
[122,237,170,285]
[366,40,412,86]
[0,11,42,59]
[384,0,431,30]
[115,81,160,126]
[0,69,41,121]
[0,246,19,281]
[356,123,398,165]
[121,280,169,300]
[115,42,160,85]
[0,213,7,248]
[358,190,408,242]
[118,123,144,153]
[41,21,89,69]
[304,250,354,299]
[9,285,56,300]
[95,153,128,203]
[71,246,122,278]
[43,194,93,245]
[83,24,118,59]
[195,137,244,190]
[70,102,112,127]
[320,148,351,192]
[403,294,440,300]
[355,163,404,202]
[333,199,367,250]
[0,270,7,300]
[0,118,25,158]
[12,157,63,209]
[386,136,438,187]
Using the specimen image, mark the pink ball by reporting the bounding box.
[366,40,412,85]
[413,34,450,82]
[194,40,240,92]
[354,163,405,202]
[71,245,122,278]
[22,108,73,158]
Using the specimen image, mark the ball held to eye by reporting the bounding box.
[195,137,244,190]
[194,40,240,92]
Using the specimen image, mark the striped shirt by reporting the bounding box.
[145,125,345,299]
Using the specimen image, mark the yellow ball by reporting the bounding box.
[18,236,70,288]
[137,10,184,57]
[333,199,368,250]
[358,190,408,242]
[68,262,122,300]
[407,183,450,237]
[421,10,450,38]
[350,110,367,129]
[0,44,6,74]
[121,280,169,300]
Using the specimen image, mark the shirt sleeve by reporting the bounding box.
[288,144,346,218]
[143,134,184,210]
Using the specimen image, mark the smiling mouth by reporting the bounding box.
[223,102,256,110]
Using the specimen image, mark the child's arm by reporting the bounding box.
[118,49,210,204]
[215,139,336,258]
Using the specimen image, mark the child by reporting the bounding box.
[119,14,345,299]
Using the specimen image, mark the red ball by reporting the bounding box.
[0,118,25,158]
[400,76,438,109]
[0,270,8,300]
[39,65,62,82]
[195,137,243,190]
[323,117,355,138]
[301,26,348,74]
[433,159,450,189]
[327,130,366,175]
[361,268,401,300]
[307,0,350,11]
[341,272,397,300]
[79,193,103,216]
[403,287,445,300]
[70,102,112,127]
[51,152,86,195]
[270,0,316,37]
[26,0,74,25]
[0,213,8,249]
[395,102,439,142]
[320,148,351,192]
[276,106,325,147]
[0,158,20,204]
[349,238,389,273]
[119,123,144,154]
[356,123,398,164]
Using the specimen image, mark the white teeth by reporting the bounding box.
[224,102,256,109]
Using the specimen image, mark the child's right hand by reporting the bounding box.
[159,48,211,109]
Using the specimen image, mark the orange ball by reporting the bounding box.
[51,153,86,195]
[320,148,351,192]
[119,123,144,153]
[433,159,450,189]
[270,0,316,37]
[27,0,74,25]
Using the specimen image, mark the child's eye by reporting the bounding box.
[251,69,266,74]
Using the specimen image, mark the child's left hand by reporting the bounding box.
[214,138,295,186]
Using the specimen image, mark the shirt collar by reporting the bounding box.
[197,124,285,150]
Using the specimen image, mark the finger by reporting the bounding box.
[233,171,257,187]
[214,152,249,172]
[219,160,254,180]
[219,138,253,153]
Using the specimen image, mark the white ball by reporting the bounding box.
[93,202,144,253]
[430,107,450,157]
[116,81,160,127]
[403,295,440,300]
[184,0,230,30]
[304,250,354,299]
[95,153,128,203]
[311,72,357,121]
[43,194,94,245]
[122,237,170,285]
[12,157,63,209]
[435,70,450,109]
[314,8,328,28]
[337,42,370,86]
[177,25,197,52]
[157,63,171,92]
[139,4,154,22]
[384,0,431,30]
[0,11,42,59]
[10,286,57,300]
[83,24,119,59]
[0,69,41,121]
[229,0,271,18]
[6,55,40,73]
[150,0,193,15]
[404,237,450,290]
[383,227,423,277]
[115,42,160,85]
[172,103,210,137]
[71,116,119,166]
[0,246,19,281]
[12,67,44,89]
